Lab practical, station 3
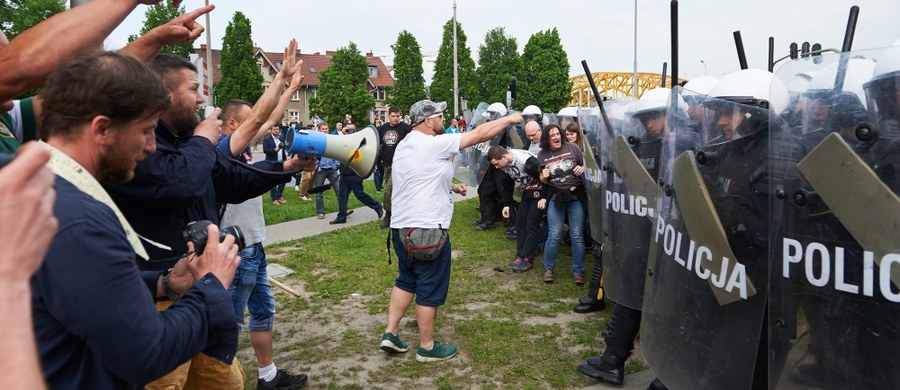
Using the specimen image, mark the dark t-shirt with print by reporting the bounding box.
[537,142,584,194]
[378,121,410,166]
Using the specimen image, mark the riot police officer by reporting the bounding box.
[639,69,792,390]
[475,103,517,232]
[577,88,685,385]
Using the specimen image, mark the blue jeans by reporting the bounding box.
[544,199,585,276]
[269,182,285,202]
[229,243,276,332]
[313,168,340,214]
[373,161,384,192]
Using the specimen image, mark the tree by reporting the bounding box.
[475,27,519,107]
[430,19,477,117]
[126,2,192,58]
[386,30,425,114]
[518,28,573,113]
[214,12,263,106]
[0,0,65,39]
[310,42,375,125]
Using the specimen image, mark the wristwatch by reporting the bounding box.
[161,268,181,301]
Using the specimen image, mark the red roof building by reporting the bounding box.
[193,45,394,126]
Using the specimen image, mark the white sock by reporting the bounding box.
[259,362,277,382]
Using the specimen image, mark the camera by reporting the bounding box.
[182,220,246,256]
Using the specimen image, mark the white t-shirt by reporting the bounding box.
[390,131,461,229]
[501,149,536,187]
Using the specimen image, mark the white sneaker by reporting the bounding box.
[300,195,310,201]
[294,185,300,192]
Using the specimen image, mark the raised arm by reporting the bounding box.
[459,113,523,150]
[251,70,303,147]
[120,5,214,62]
[0,0,171,101]
[225,39,302,156]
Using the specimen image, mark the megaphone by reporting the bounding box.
[284,125,381,178]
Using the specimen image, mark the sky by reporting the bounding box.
[105,0,900,85]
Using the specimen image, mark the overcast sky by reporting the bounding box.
[105,0,899,84]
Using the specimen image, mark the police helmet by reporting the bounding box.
[487,102,508,116]
[557,106,578,118]
[632,87,686,117]
[807,57,876,108]
[522,104,542,122]
[703,69,789,142]
[707,69,789,114]
[863,41,900,122]
[682,76,719,104]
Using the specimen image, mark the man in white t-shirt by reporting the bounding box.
[379,100,522,362]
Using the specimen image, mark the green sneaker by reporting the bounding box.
[380,332,408,353]
[415,340,458,362]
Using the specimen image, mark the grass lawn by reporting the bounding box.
[237,197,647,389]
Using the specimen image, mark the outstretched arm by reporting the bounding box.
[250,69,303,147]
[459,113,523,150]
[0,0,172,101]
[226,38,303,156]
[120,5,213,62]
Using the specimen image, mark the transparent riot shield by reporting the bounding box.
[507,109,527,150]
[641,89,773,389]
[456,102,513,187]
[596,100,660,309]
[769,46,900,389]
[579,107,604,244]
[453,102,489,186]
[543,113,558,127]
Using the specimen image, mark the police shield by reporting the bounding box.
[641,79,778,389]
[507,109,527,149]
[769,46,900,389]
[455,102,513,186]
[596,99,661,309]
[453,102,489,186]
[543,113,558,127]
[578,107,604,243]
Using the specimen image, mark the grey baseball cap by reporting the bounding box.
[409,99,447,125]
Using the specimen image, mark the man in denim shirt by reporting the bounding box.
[312,122,342,219]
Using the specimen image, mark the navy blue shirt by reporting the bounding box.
[105,121,288,270]
[33,178,238,389]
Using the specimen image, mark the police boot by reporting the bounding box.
[577,355,625,384]
[573,295,605,313]
[574,272,605,313]
[647,378,669,390]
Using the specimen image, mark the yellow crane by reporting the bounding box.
[570,72,687,106]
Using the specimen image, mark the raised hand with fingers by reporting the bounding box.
[120,4,215,61]
[279,39,303,80]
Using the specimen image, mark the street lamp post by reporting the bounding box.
[700,60,708,76]
[633,0,638,98]
[452,0,459,118]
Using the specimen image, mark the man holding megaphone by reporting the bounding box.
[380,100,522,362]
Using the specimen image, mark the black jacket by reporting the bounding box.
[106,121,289,270]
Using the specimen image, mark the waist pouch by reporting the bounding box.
[400,227,448,261]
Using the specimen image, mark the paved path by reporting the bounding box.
[263,188,477,246]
